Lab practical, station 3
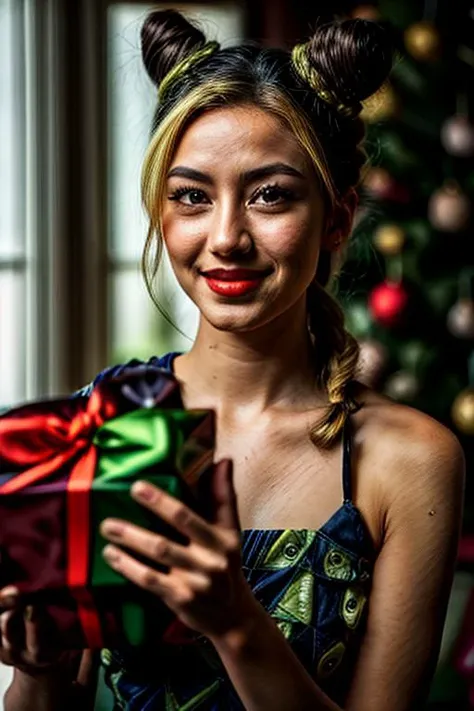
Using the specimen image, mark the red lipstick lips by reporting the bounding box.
[201,268,270,297]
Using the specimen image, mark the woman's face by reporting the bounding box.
[161,104,330,333]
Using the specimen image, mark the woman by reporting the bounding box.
[0,9,465,711]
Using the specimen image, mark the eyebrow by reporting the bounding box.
[167,162,306,184]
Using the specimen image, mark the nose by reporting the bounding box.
[208,200,253,257]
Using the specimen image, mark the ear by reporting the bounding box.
[322,188,359,252]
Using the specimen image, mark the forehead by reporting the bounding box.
[170,105,312,172]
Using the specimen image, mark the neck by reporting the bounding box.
[175,297,327,419]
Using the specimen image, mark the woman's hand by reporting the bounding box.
[0,587,64,674]
[0,589,99,711]
[100,460,259,639]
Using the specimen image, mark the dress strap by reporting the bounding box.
[154,352,180,373]
[342,416,353,503]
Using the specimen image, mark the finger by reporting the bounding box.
[77,649,99,687]
[24,606,49,662]
[1,608,24,654]
[0,610,14,652]
[102,544,173,599]
[130,481,219,549]
[101,519,200,571]
[0,587,20,611]
[211,459,241,531]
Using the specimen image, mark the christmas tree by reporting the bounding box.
[336,1,474,707]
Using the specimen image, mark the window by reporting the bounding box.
[107,3,245,365]
[0,0,28,407]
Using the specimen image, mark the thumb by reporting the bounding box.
[212,459,240,531]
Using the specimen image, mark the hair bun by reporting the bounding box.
[140,9,206,87]
[308,19,393,111]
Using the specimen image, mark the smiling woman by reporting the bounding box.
[162,106,325,321]
[1,7,466,711]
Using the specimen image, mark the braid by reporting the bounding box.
[307,262,361,449]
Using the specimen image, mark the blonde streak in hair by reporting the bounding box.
[140,80,247,302]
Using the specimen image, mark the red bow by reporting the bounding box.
[0,389,120,648]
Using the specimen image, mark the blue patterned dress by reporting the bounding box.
[79,353,375,710]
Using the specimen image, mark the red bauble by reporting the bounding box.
[368,281,409,327]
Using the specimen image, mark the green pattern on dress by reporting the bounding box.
[165,680,221,711]
[262,529,316,569]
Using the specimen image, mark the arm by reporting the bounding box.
[3,646,98,711]
[209,421,465,711]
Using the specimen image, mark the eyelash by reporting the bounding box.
[168,185,206,203]
[252,183,296,204]
[167,183,297,206]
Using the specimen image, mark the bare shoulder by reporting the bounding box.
[351,383,465,545]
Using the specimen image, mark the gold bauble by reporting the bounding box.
[351,5,381,21]
[361,83,399,123]
[451,389,474,436]
[404,22,442,62]
[373,224,406,256]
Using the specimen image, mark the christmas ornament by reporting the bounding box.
[399,340,435,373]
[361,83,399,123]
[363,168,410,204]
[345,302,372,338]
[404,21,442,62]
[428,182,471,232]
[384,370,420,401]
[357,339,389,387]
[350,5,381,21]
[441,115,474,158]
[447,299,474,339]
[368,281,409,327]
[451,388,474,436]
[373,224,406,256]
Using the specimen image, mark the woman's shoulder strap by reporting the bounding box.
[342,416,353,503]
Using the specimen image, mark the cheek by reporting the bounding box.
[255,210,321,273]
[161,211,208,268]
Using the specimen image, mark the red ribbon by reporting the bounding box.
[0,390,119,648]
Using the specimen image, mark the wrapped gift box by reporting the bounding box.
[0,366,215,649]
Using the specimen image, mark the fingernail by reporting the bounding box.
[0,587,18,608]
[103,545,121,565]
[131,481,154,502]
[101,520,124,539]
[24,605,35,622]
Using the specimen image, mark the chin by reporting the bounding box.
[199,301,273,334]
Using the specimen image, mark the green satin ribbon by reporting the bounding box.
[92,408,207,480]
[87,407,213,646]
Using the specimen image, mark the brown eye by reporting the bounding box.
[168,187,209,206]
[260,187,283,203]
[252,184,295,206]
[186,190,206,205]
